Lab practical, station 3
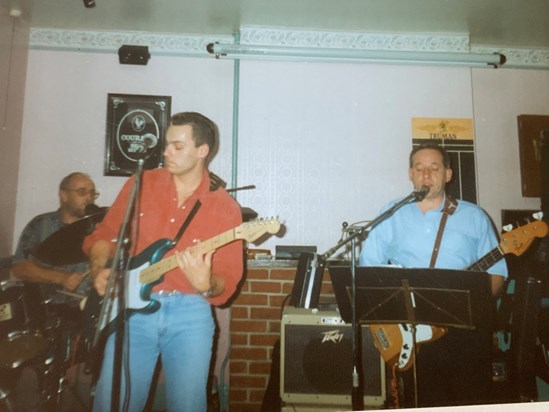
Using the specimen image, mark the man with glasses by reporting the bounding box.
[10,172,99,411]
[12,171,99,300]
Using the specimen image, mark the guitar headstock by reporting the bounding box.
[500,216,548,256]
[236,217,282,243]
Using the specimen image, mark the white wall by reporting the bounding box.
[12,48,548,256]
[472,68,549,218]
[14,50,234,250]
[236,61,478,255]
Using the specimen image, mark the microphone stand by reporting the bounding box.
[321,187,427,411]
[94,159,145,412]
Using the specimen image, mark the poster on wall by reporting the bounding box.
[411,118,476,203]
[104,93,171,176]
[517,114,549,197]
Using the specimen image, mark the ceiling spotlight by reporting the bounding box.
[83,0,96,8]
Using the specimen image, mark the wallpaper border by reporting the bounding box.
[29,26,549,69]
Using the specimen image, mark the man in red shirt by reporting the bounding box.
[83,112,243,411]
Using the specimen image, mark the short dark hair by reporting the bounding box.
[59,172,92,191]
[409,144,451,169]
[170,112,219,165]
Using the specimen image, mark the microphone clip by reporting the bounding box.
[412,186,430,202]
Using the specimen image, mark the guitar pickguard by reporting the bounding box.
[130,238,174,312]
[82,238,174,341]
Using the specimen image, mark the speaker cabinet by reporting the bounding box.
[118,45,151,65]
[280,307,386,409]
[510,277,543,401]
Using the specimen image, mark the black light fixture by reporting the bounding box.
[83,0,95,8]
[118,45,151,65]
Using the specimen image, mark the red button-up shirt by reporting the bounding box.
[83,168,244,306]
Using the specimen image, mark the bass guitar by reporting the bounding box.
[370,218,548,371]
[83,217,281,337]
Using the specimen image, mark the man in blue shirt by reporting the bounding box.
[359,144,507,407]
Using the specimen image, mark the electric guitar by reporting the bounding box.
[83,217,281,337]
[370,218,548,371]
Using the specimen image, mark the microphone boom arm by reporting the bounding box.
[321,187,427,260]
[320,185,427,411]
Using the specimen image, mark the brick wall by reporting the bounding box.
[228,261,336,412]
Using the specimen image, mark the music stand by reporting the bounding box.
[330,265,495,407]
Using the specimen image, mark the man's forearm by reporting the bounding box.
[12,260,77,287]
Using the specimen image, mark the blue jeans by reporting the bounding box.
[92,294,214,412]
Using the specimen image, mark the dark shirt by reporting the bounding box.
[13,210,91,305]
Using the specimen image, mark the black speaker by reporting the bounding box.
[510,277,543,401]
[118,45,151,65]
[538,130,549,266]
[280,308,386,408]
[541,130,549,219]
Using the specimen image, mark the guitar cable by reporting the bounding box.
[390,363,401,409]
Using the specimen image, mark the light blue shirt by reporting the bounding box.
[358,196,508,278]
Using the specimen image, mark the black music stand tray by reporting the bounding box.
[329,265,495,406]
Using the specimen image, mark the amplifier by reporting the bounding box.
[280,307,386,409]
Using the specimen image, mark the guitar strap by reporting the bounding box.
[429,195,457,268]
[171,200,202,247]
[169,173,221,248]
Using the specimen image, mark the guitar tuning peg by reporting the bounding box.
[503,224,513,232]
[533,212,544,221]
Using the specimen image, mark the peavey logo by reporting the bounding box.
[321,329,345,343]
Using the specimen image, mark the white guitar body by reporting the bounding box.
[93,261,154,333]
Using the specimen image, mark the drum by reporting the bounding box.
[0,332,49,369]
[0,281,49,369]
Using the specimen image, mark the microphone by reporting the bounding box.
[85,204,108,215]
[413,186,430,201]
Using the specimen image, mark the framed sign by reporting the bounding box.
[517,114,549,197]
[105,93,171,176]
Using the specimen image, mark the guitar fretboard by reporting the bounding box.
[139,228,236,284]
[466,247,503,272]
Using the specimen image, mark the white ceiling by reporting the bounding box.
[2,0,549,49]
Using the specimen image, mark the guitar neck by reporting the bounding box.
[466,246,503,272]
[139,227,236,284]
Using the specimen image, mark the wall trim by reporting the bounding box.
[239,26,470,52]
[29,26,549,69]
[472,46,549,69]
[28,28,232,56]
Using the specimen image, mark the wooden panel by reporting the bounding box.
[517,115,549,197]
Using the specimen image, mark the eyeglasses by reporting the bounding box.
[64,188,100,199]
